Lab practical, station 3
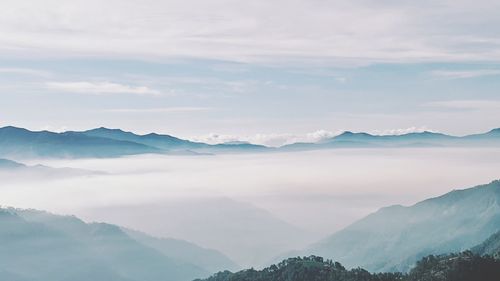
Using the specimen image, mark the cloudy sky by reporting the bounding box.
[1,0,499,145]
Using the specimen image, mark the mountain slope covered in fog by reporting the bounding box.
[0,158,100,181]
[306,180,500,272]
[124,229,240,273]
[0,208,238,281]
[82,197,312,267]
[472,230,500,258]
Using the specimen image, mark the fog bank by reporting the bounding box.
[1,148,499,266]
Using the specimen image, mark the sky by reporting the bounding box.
[1,0,500,146]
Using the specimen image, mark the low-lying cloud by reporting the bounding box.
[1,148,499,265]
[192,130,341,147]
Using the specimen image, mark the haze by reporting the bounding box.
[1,147,499,266]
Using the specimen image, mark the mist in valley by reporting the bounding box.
[1,147,499,267]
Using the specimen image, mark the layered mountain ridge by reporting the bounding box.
[1,126,499,159]
[0,208,238,281]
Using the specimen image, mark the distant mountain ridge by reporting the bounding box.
[0,126,269,159]
[305,180,500,272]
[0,126,160,159]
[283,128,500,150]
[79,127,269,153]
[0,207,238,281]
[0,158,26,169]
[79,127,204,150]
[1,126,499,159]
[0,158,101,180]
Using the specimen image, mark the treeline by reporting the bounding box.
[196,251,500,281]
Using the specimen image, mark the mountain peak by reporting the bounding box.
[0,158,26,169]
[336,131,374,138]
[91,127,126,133]
[0,126,30,132]
[415,131,439,135]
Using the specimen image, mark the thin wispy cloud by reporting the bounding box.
[1,0,500,64]
[371,126,436,136]
[193,130,342,147]
[426,100,500,110]
[46,81,161,96]
[105,107,212,113]
[430,70,500,80]
[0,67,51,77]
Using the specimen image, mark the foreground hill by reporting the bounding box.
[0,208,237,281]
[306,180,500,272]
[197,253,500,281]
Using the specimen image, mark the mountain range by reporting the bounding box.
[1,180,499,280]
[283,128,500,150]
[0,207,237,281]
[0,126,499,159]
[304,180,500,272]
[0,126,268,159]
[81,197,312,267]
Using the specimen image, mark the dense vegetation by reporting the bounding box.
[196,252,500,281]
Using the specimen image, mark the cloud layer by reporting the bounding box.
[192,127,437,147]
[1,0,500,64]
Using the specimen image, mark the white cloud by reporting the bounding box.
[426,100,500,110]
[105,107,211,113]
[430,70,500,79]
[192,129,341,147]
[0,67,51,77]
[371,126,436,136]
[193,127,450,146]
[1,0,500,64]
[39,125,68,132]
[305,130,338,141]
[46,81,161,96]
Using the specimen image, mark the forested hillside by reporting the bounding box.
[197,253,500,281]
